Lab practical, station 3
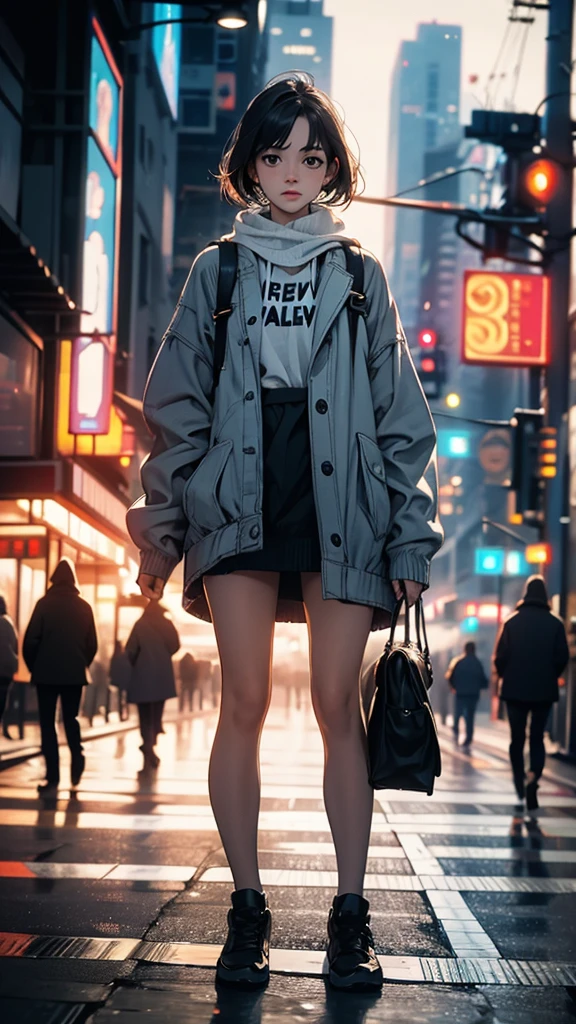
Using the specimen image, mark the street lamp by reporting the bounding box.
[217,7,249,28]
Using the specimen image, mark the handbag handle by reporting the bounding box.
[385,590,430,662]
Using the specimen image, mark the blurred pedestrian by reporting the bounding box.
[109,640,131,720]
[125,600,180,769]
[494,575,569,813]
[178,651,199,712]
[0,595,18,740]
[23,558,97,795]
[446,641,488,748]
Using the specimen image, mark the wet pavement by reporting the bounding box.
[0,695,576,1022]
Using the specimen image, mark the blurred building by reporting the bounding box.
[173,1,267,294]
[265,0,333,95]
[386,22,462,334]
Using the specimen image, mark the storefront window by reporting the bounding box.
[0,315,40,456]
[18,558,46,679]
[0,558,17,626]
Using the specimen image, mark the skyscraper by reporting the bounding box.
[386,22,462,334]
[265,0,333,95]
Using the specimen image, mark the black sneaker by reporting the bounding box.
[216,888,271,988]
[327,893,383,991]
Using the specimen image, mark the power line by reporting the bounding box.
[509,19,533,108]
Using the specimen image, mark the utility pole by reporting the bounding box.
[541,0,574,614]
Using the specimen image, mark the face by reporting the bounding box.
[252,115,338,222]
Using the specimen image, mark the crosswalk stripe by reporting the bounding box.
[0,862,197,880]
[0,931,574,985]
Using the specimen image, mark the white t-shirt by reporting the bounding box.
[258,258,318,389]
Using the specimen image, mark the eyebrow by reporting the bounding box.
[264,143,324,153]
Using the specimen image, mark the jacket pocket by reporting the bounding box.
[183,438,237,547]
[357,433,390,541]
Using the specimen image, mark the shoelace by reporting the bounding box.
[230,908,266,951]
[335,914,373,953]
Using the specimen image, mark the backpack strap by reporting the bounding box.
[340,239,366,361]
[211,240,238,398]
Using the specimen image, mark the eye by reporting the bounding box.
[304,155,324,169]
[261,153,280,166]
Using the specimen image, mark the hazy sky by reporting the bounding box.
[323,0,548,258]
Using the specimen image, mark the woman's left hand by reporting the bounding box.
[392,579,424,607]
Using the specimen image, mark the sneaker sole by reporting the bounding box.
[215,959,270,988]
[328,966,384,991]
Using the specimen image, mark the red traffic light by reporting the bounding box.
[418,328,437,349]
[521,158,560,205]
[421,356,437,374]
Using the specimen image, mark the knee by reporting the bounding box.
[311,681,357,739]
[221,681,269,735]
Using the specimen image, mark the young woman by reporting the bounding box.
[127,73,442,992]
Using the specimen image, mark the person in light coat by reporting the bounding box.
[126,74,443,991]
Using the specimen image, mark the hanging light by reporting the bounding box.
[217,6,248,29]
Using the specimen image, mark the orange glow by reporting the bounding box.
[523,159,560,204]
[466,602,478,616]
[57,340,126,456]
[525,543,552,565]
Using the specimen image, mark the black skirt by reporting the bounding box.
[205,387,321,609]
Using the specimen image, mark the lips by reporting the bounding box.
[282,191,302,197]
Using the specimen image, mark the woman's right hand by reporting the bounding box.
[137,574,166,600]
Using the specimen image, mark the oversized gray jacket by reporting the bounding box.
[127,244,443,630]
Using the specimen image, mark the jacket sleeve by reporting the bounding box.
[554,620,570,677]
[363,254,443,586]
[84,608,98,667]
[126,248,219,581]
[494,623,509,678]
[22,601,43,672]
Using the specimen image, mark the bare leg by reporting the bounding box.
[301,573,374,897]
[203,570,279,892]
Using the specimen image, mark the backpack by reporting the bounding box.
[210,239,366,399]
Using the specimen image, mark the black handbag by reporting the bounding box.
[366,595,442,795]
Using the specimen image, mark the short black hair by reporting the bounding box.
[464,641,476,655]
[219,73,361,208]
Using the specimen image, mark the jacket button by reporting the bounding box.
[331,533,342,547]
[243,446,255,454]
[373,463,383,475]
[315,399,328,414]
[245,391,254,401]
[244,338,250,345]
[321,460,333,476]
[247,316,257,325]
[249,525,259,539]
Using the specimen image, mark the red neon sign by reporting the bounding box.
[462,271,550,367]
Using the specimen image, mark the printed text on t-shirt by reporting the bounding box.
[261,277,318,328]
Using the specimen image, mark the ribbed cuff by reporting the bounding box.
[387,549,430,588]
[139,548,179,581]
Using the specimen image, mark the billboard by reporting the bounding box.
[152,4,182,120]
[69,333,115,435]
[89,25,121,170]
[81,137,117,337]
[462,270,550,367]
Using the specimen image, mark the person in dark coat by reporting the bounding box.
[23,558,97,794]
[109,641,132,720]
[125,600,180,769]
[178,651,199,712]
[0,595,18,740]
[494,575,569,812]
[446,641,488,747]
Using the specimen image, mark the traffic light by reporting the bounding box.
[537,426,557,479]
[510,409,557,520]
[518,157,561,209]
[417,328,446,399]
[510,409,542,516]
